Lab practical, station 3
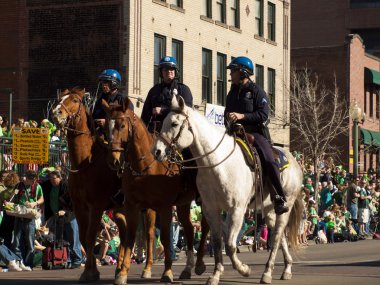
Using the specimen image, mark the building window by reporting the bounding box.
[202,0,212,18]
[255,64,264,89]
[172,39,183,82]
[217,53,227,106]
[216,0,226,23]
[173,0,183,7]
[168,0,183,7]
[202,48,212,103]
[154,34,166,84]
[230,0,240,28]
[255,0,263,36]
[268,68,275,112]
[268,2,276,41]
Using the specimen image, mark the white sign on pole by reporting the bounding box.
[204,103,226,128]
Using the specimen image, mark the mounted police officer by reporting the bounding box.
[92,69,133,137]
[92,69,132,205]
[224,56,289,215]
[141,56,193,131]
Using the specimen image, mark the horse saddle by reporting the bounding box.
[235,137,290,173]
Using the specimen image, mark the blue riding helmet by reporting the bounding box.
[226,56,254,77]
[159,56,179,75]
[98,69,121,89]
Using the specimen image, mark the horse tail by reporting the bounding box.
[287,193,304,250]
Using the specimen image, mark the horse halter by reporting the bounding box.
[107,112,135,152]
[59,93,84,130]
[158,111,193,161]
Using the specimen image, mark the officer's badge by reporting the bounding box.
[245,92,253,99]
[164,56,171,62]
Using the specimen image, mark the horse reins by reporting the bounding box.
[157,111,237,170]
[107,111,175,176]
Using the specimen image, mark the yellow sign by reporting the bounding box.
[12,127,49,164]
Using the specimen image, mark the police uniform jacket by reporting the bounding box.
[224,81,269,135]
[92,91,133,120]
[141,80,193,128]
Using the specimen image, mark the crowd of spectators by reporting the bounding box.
[297,156,380,245]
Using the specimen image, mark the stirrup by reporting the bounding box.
[274,195,289,215]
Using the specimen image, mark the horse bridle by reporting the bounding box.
[157,111,194,161]
[157,110,238,169]
[107,113,135,152]
[58,93,89,135]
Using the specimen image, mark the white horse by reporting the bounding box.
[152,96,304,285]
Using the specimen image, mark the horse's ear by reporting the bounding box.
[122,97,131,112]
[76,87,86,99]
[101,99,111,113]
[59,89,70,100]
[178,96,185,112]
[171,94,180,110]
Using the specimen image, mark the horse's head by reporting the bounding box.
[152,95,194,162]
[103,97,134,169]
[52,87,86,128]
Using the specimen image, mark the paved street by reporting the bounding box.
[1,240,380,285]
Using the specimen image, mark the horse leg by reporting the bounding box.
[114,203,139,285]
[195,214,209,276]
[141,208,156,279]
[260,213,289,284]
[79,207,102,283]
[112,209,127,278]
[202,205,224,285]
[280,234,293,280]
[159,208,174,283]
[176,203,195,280]
[225,207,251,277]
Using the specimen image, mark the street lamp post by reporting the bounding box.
[350,101,363,179]
[352,119,359,179]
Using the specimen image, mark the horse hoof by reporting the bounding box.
[160,273,173,283]
[206,276,219,285]
[260,274,272,284]
[114,275,128,285]
[195,263,206,275]
[141,269,152,279]
[179,270,191,279]
[238,264,251,277]
[281,272,292,280]
[79,270,100,283]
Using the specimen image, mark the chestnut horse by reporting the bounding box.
[52,88,155,284]
[103,98,209,285]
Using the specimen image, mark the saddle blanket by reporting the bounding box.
[236,139,289,172]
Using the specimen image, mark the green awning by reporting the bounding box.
[370,130,380,147]
[360,128,372,145]
[360,128,380,147]
[365,67,380,86]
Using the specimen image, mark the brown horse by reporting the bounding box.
[52,88,155,283]
[103,98,209,284]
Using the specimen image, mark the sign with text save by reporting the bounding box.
[205,103,226,128]
[12,127,49,164]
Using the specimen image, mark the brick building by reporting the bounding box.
[291,0,380,174]
[0,0,291,146]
